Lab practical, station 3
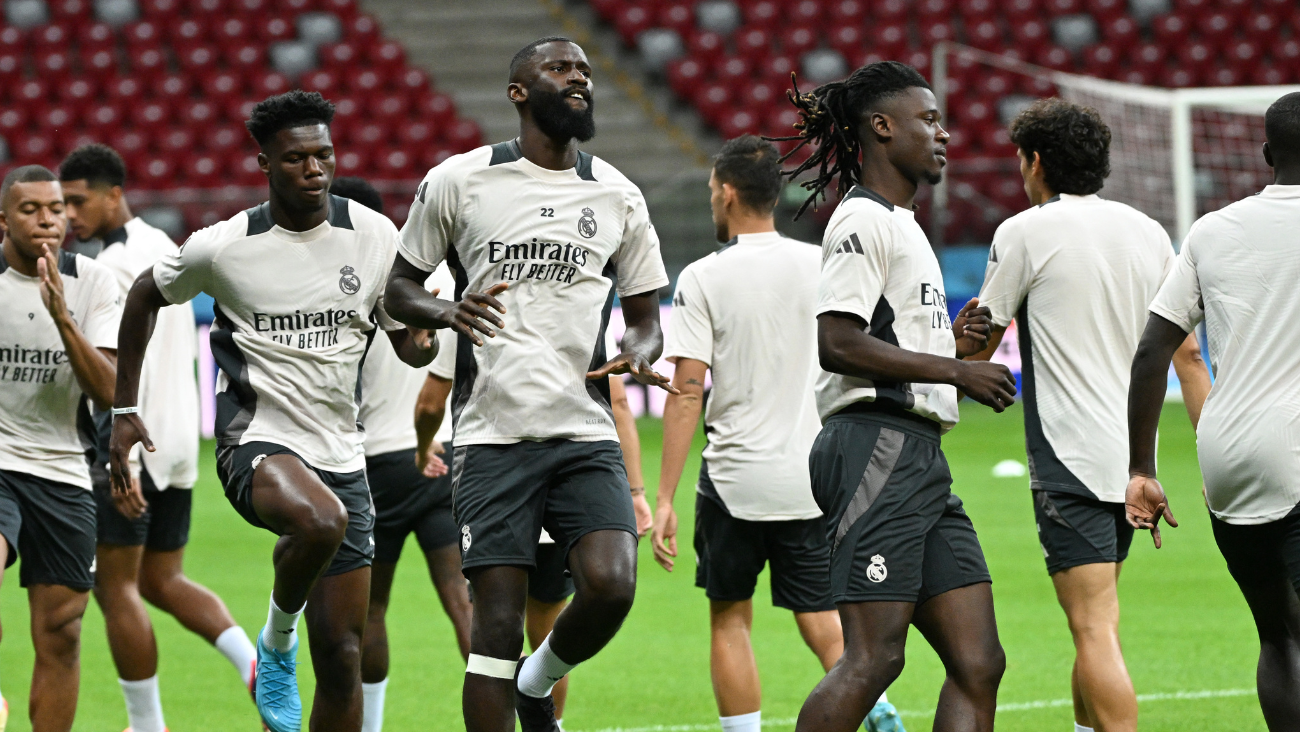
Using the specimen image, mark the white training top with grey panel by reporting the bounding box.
[360,262,456,456]
[1150,184,1300,525]
[979,194,1173,503]
[398,141,669,446]
[153,195,403,473]
[96,217,201,489]
[815,186,959,429]
[665,232,823,522]
[0,251,121,489]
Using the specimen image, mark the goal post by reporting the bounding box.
[930,42,1299,245]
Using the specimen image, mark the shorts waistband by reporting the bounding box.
[827,401,942,444]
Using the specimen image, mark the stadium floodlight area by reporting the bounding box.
[932,42,1300,244]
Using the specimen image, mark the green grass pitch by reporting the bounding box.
[0,402,1265,730]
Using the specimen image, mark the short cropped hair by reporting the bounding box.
[713,135,783,212]
[330,176,383,215]
[1265,91,1300,159]
[245,90,335,147]
[1,164,58,203]
[59,144,127,189]
[1009,98,1111,196]
[510,36,574,81]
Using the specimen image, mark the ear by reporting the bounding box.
[109,185,125,205]
[1263,141,1274,169]
[257,151,270,175]
[1030,151,1045,177]
[721,181,739,210]
[868,111,893,141]
[507,81,528,104]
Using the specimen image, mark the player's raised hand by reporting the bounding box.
[108,414,154,519]
[955,360,1018,412]
[587,353,680,394]
[652,503,678,570]
[953,297,993,358]
[1126,473,1177,548]
[417,440,449,479]
[449,282,508,347]
[36,244,70,321]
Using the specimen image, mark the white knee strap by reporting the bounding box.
[466,654,518,680]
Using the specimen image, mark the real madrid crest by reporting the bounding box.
[577,207,598,239]
[866,554,888,583]
[339,265,361,295]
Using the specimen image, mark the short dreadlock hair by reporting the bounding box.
[770,61,931,218]
[59,144,127,189]
[1008,98,1110,196]
[245,90,335,148]
[713,135,783,212]
[1265,91,1300,161]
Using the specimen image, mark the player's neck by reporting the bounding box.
[1,237,38,276]
[517,126,579,171]
[860,153,919,210]
[268,196,329,233]
[725,215,776,238]
[100,202,133,237]
[1273,166,1300,186]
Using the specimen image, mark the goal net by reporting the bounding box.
[931,42,1299,244]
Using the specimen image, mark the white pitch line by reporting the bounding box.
[567,688,1256,732]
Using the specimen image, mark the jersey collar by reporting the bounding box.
[1261,185,1300,199]
[103,224,129,246]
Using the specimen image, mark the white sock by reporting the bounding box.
[362,679,387,732]
[119,676,166,732]
[720,710,761,732]
[215,626,258,687]
[261,593,304,653]
[878,691,888,704]
[1075,724,1095,732]
[517,635,576,698]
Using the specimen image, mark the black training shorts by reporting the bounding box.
[93,467,192,552]
[0,469,97,590]
[367,445,458,564]
[450,439,635,573]
[529,541,575,604]
[1033,489,1134,575]
[216,442,375,576]
[694,493,834,612]
[810,410,991,606]
[1211,502,1300,595]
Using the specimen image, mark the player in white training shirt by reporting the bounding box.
[777,62,1016,732]
[1128,92,1300,731]
[59,143,259,732]
[654,136,904,732]
[385,37,673,732]
[108,93,435,732]
[971,100,1212,732]
[0,166,121,732]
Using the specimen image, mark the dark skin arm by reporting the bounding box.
[108,266,169,519]
[1126,313,1188,548]
[384,253,509,347]
[586,290,678,393]
[384,326,436,368]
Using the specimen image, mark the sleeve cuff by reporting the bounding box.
[616,275,670,298]
[663,349,710,366]
[396,244,438,274]
[1148,303,1195,333]
[816,302,874,324]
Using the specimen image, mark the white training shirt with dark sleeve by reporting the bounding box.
[664,232,823,522]
[0,251,122,489]
[815,186,959,429]
[1149,184,1300,525]
[360,262,455,456]
[152,195,404,473]
[96,217,201,489]
[978,193,1173,503]
[398,140,670,446]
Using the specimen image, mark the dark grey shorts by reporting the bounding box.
[0,469,97,590]
[367,445,457,564]
[1034,489,1134,575]
[1212,502,1300,595]
[93,467,192,552]
[450,439,635,573]
[529,541,575,604]
[810,411,991,606]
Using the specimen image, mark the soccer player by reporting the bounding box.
[0,165,121,732]
[59,143,259,732]
[970,100,1212,732]
[776,61,1017,732]
[328,176,472,732]
[385,36,673,732]
[1127,91,1300,731]
[652,135,903,732]
[108,91,435,732]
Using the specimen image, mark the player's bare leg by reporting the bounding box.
[797,601,911,732]
[1235,571,1300,728]
[28,583,90,732]
[305,568,370,731]
[139,546,241,643]
[548,530,637,664]
[526,596,569,717]
[94,544,159,681]
[362,561,399,685]
[911,584,1005,732]
[463,566,529,732]
[795,609,845,671]
[710,600,761,716]
[1052,562,1136,732]
[426,543,473,659]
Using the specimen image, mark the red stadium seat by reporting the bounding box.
[1197,12,1233,45]
[1175,40,1214,74]
[827,24,864,56]
[368,41,406,72]
[199,70,244,103]
[136,155,176,189]
[788,0,824,24]
[443,119,481,152]
[204,123,246,152]
[954,97,994,127]
[82,47,118,80]
[1242,12,1279,43]
[107,76,147,104]
[613,4,654,46]
[152,73,194,101]
[256,15,295,44]
[57,77,98,107]
[919,19,956,46]
[764,106,801,139]
[1043,0,1081,16]
[1250,63,1290,86]
[1128,42,1166,75]
[916,0,953,18]
[301,69,339,95]
[127,45,168,77]
[343,14,380,42]
[223,98,258,124]
[396,68,431,95]
[109,129,149,157]
[184,153,221,184]
[13,79,49,106]
[251,71,291,97]
[0,108,28,136]
[779,25,818,56]
[372,92,411,119]
[1150,14,1191,45]
[694,82,733,125]
[55,129,98,156]
[229,150,266,184]
[191,0,226,15]
[1011,19,1050,52]
[743,0,782,29]
[718,109,761,139]
[84,102,123,128]
[35,50,74,81]
[735,26,774,62]
[965,19,1004,51]
[123,21,162,48]
[139,0,182,17]
[233,0,271,13]
[14,133,56,164]
[1084,0,1126,22]
[345,68,384,95]
[39,105,77,131]
[715,55,753,84]
[77,22,117,51]
[871,23,909,55]
[397,120,436,146]
[0,51,22,86]
[1276,39,1300,69]
[665,57,706,98]
[740,79,780,111]
[224,43,266,71]
[419,145,457,170]
[318,0,357,19]
[1205,65,1240,87]
[349,121,388,150]
[1100,15,1139,47]
[759,54,797,85]
[1160,66,1198,88]
[827,0,867,25]
[213,16,249,45]
[32,24,72,51]
[977,71,1015,97]
[177,45,219,73]
[1215,0,1251,20]
[901,48,931,77]
[158,126,197,154]
[874,0,908,21]
[1224,39,1261,67]
[179,99,219,126]
[1034,45,1074,71]
[657,2,694,35]
[0,27,25,53]
[334,149,367,176]
[1172,0,1210,14]
[320,42,360,69]
[130,100,173,133]
[687,30,726,63]
[170,17,209,45]
[49,0,89,29]
[587,0,620,21]
[376,148,414,178]
[331,95,364,126]
[1002,0,1040,21]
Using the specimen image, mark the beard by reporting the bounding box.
[530,85,596,143]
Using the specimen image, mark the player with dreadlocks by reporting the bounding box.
[773,61,1016,732]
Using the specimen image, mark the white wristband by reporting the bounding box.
[110,407,139,417]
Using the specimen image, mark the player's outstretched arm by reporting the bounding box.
[609,375,652,537]
[385,326,436,368]
[413,373,451,478]
[384,253,507,347]
[38,245,117,409]
[818,312,1017,412]
[586,290,678,394]
[108,265,170,518]
[1172,333,1211,430]
[653,357,707,571]
[1126,313,1189,547]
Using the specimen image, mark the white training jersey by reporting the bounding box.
[815,186,959,429]
[399,140,669,446]
[360,263,456,456]
[0,251,121,488]
[96,217,201,489]
[979,194,1173,503]
[427,314,458,444]
[665,232,822,521]
[1150,184,1300,525]
[153,195,403,473]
